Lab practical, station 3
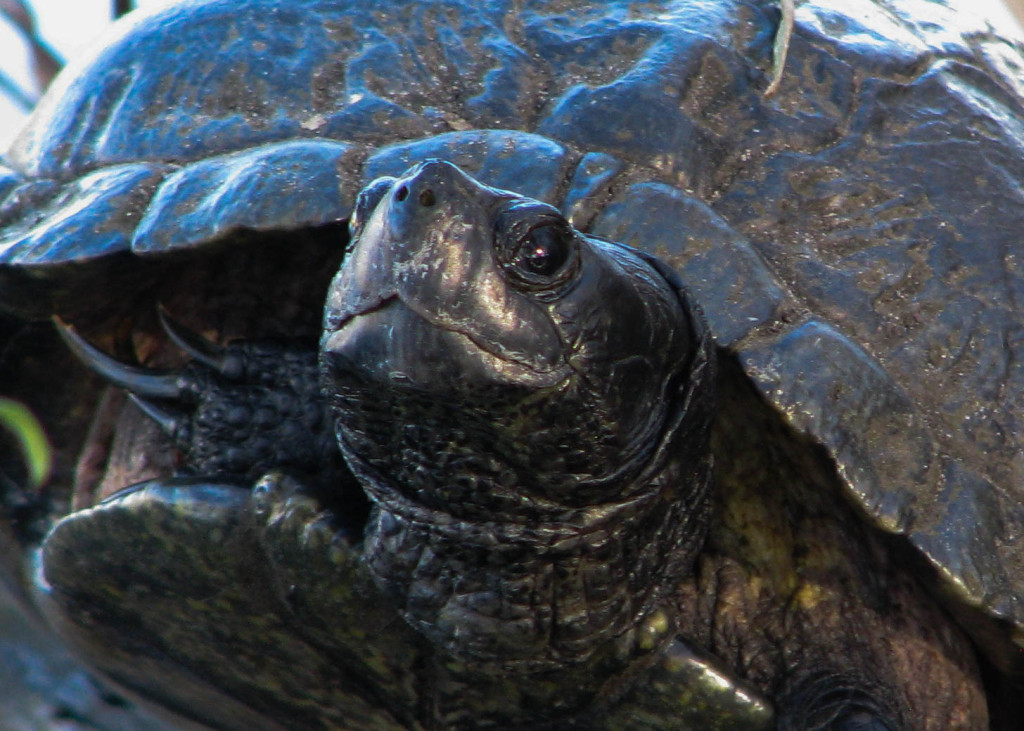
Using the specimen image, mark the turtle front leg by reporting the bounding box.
[671,365,989,731]
[36,471,423,731]
[56,312,369,534]
[42,317,423,729]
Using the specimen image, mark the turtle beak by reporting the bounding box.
[326,160,480,329]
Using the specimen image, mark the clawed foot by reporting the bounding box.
[56,311,368,528]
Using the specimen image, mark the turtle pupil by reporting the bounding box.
[519,226,569,276]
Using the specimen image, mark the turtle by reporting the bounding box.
[0,0,1022,728]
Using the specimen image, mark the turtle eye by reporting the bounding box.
[516,224,572,277]
[495,201,579,292]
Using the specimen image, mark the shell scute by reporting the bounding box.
[363,129,571,203]
[0,163,169,267]
[133,139,362,255]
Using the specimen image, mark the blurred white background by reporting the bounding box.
[0,0,174,149]
[2,0,1024,150]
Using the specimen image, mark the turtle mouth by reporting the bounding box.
[321,293,580,523]
[323,294,572,394]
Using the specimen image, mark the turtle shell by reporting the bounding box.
[2,0,1023,716]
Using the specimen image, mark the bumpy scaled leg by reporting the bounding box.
[56,311,368,532]
[42,314,419,729]
[36,473,422,730]
[672,361,988,731]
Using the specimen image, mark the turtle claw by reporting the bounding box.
[54,320,184,400]
[157,306,233,376]
[127,393,188,441]
[56,315,348,490]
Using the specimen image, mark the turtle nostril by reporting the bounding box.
[418,189,436,207]
[394,185,409,202]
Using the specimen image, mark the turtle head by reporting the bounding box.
[320,160,715,670]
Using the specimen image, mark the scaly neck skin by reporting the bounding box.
[349,442,713,675]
